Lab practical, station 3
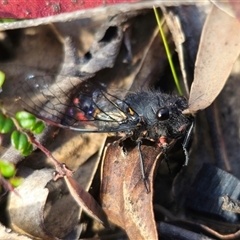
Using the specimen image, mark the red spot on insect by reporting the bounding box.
[76,112,87,121]
[158,136,168,148]
[73,97,80,105]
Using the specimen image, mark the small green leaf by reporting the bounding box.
[0,71,5,88]
[0,160,16,178]
[11,131,28,151]
[18,133,29,151]
[21,142,33,156]
[11,131,20,149]
[2,118,14,134]
[9,177,23,187]
[31,121,45,134]
[0,114,14,134]
[16,111,36,129]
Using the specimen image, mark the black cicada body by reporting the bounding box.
[17,75,194,191]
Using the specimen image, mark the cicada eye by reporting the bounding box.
[156,107,170,121]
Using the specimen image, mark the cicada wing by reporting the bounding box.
[16,74,138,133]
[16,74,74,123]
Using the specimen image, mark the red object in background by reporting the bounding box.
[0,0,138,19]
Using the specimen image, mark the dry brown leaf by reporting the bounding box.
[8,167,81,239]
[211,0,240,20]
[186,4,240,113]
[65,176,109,228]
[100,139,164,240]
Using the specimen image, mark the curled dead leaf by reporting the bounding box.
[185,4,240,114]
[100,139,168,240]
[8,167,80,239]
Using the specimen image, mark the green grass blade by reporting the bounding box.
[153,6,183,95]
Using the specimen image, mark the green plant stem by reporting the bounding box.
[153,6,182,95]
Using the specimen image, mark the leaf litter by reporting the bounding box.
[1,1,240,240]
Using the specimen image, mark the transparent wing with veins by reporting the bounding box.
[16,74,138,132]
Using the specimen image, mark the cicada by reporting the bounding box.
[17,74,194,191]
